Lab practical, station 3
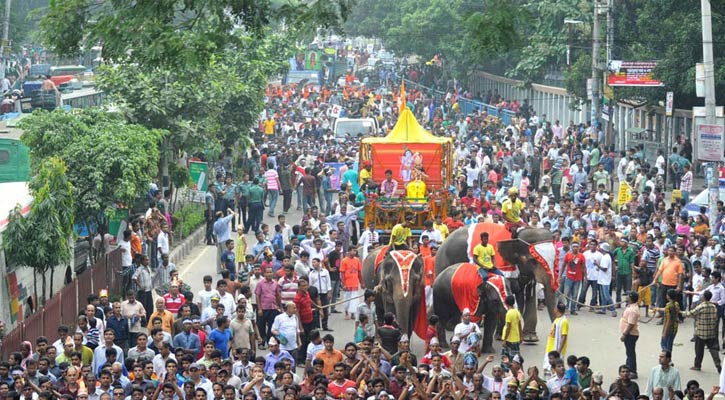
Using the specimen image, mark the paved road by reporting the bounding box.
[173,200,722,391]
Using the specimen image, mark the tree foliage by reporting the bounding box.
[95,31,293,155]
[345,0,724,109]
[2,157,74,304]
[38,0,351,70]
[19,109,163,230]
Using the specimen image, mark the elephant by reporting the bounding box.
[433,262,507,353]
[362,247,426,337]
[434,223,558,344]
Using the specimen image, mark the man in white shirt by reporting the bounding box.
[271,303,301,354]
[418,221,442,247]
[596,243,616,316]
[359,224,380,262]
[617,151,629,182]
[119,230,133,267]
[453,308,481,354]
[197,275,220,312]
[308,258,332,330]
[157,221,170,264]
[300,237,335,268]
[578,239,602,309]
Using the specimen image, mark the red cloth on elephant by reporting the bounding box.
[374,245,390,272]
[451,263,483,322]
[465,223,517,273]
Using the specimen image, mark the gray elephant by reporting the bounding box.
[362,247,426,337]
[434,223,558,344]
[432,262,509,353]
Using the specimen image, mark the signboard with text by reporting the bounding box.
[607,61,664,87]
[189,161,208,191]
[696,124,725,162]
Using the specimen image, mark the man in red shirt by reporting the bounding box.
[293,277,314,365]
[443,210,465,233]
[163,282,185,315]
[327,362,356,398]
[423,245,436,308]
[460,188,481,214]
[562,242,585,315]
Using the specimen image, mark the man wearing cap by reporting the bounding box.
[596,242,617,317]
[501,187,527,236]
[173,319,201,358]
[454,308,481,354]
[263,337,295,375]
[443,336,464,371]
[390,334,417,367]
[187,362,213,400]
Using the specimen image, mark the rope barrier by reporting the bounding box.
[555,282,659,323]
[313,293,367,310]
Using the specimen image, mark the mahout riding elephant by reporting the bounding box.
[434,223,558,344]
[362,247,426,337]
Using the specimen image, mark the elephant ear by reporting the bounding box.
[497,239,531,266]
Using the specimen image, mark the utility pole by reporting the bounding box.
[0,0,10,81]
[701,0,719,235]
[590,0,603,130]
[605,0,614,148]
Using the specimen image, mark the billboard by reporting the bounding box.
[290,50,322,71]
[607,61,664,87]
[696,123,725,162]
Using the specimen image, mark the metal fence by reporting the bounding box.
[403,79,516,126]
[468,70,695,152]
[0,247,122,359]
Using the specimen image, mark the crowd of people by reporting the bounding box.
[3,57,725,400]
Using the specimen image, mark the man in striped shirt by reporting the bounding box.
[358,223,379,262]
[680,164,693,203]
[278,264,299,305]
[264,163,281,218]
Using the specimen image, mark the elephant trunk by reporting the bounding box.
[392,294,416,337]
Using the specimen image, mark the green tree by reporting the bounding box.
[19,109,163,235]
[37,0,351,70]
[2,157,74,304]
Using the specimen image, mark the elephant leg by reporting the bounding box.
[481,313,499,354]
[521,283,540,343]
[437,319,449,349]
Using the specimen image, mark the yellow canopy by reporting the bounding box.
[361,108,452,144]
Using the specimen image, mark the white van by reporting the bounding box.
[333,117,379,141]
